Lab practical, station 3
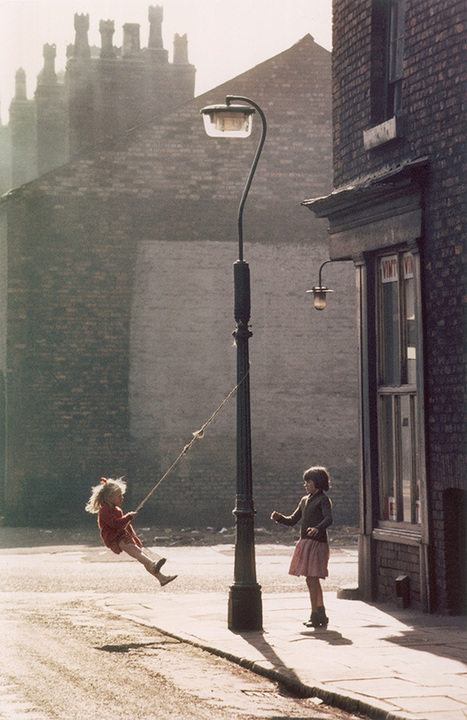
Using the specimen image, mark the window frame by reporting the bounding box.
[370,0,406,125]
[387,0,405,116]
[376,248,421,527]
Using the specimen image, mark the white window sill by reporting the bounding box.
[363,116,403,150]
[373,524,421,546]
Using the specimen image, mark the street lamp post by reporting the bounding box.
[201,95,266,631]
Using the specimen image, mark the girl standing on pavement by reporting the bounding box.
[85,477,177,587]
[271,466,332,628]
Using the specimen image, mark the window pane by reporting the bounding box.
[388,0,405,115]
[377,248,421,526]
[379,395,396,520]
[389,0,405,81]
[403,252,417,384]
[400,394,413,522]
[380,255,400,385]
[413,394,421,523]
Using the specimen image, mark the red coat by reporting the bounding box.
[98,504,142,554]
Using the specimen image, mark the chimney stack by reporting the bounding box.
[173,34,189,65]
[122,24,141,57]
[14,68,28,99]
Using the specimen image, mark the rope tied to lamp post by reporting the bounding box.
[134,367,250,513]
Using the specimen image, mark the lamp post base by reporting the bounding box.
[228,584,262,631]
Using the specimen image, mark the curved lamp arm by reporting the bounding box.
[225,96,267,262]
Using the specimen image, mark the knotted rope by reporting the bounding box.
[134,368,249,513]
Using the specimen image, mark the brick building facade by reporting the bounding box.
[304,0,465,613]
[3,7,195,190]
[0,32,360,531]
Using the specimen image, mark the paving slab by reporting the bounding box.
[103,589,467,720]
[2,529,464,719]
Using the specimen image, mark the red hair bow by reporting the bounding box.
[101,477,107,483]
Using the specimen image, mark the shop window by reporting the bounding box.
[377,250,421,523]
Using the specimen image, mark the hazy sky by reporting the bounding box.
[0,0,332,123]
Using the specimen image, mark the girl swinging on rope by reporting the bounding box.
[84,375,247,585]
[85,477,177,587]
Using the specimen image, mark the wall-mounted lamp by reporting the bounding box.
[307,260,335,310]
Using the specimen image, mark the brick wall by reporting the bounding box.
[2,36,360,528]
[2,191,136,523]
[5,11,195,190]
[332,0,465,610]
[67,53,195,157]
[129,238,358,527]
[376,541,422,608]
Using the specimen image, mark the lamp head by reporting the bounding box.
[200,103,255,138]
[306,286,334,311]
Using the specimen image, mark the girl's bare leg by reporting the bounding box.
[119,542,173,585]
[306,576,323,612]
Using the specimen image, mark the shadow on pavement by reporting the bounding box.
[233,630,315,697]
[359,602,467,663]
[299,628,353,645]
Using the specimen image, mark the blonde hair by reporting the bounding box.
[85,477,127,514]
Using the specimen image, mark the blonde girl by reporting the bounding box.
[271,466,333,627]
[86,477,177,587]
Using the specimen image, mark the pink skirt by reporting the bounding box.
[289,538,330,578]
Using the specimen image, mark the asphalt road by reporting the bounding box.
[0,528,359,719]
[0,525,358,595]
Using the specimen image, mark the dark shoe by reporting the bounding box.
[303,611,320,627]
[160,574,177,587]
[316,606,329,627]
[152,558,167,574]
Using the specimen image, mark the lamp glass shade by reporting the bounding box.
[201,104,254,138]
[306,287,333,311]
[313,290,328,311]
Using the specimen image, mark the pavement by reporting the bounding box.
[2,526,465,720]
[102,550,467,720]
